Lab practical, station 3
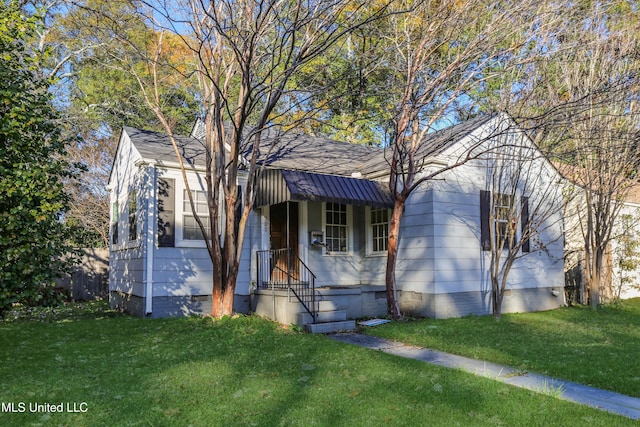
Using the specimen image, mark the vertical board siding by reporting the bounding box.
[56,248,109,300]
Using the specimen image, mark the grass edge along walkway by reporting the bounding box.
[329,332,640,421]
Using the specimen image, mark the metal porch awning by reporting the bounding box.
[255,168,394,209]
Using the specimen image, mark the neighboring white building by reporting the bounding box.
[107,113,566,325]
[563,171,640,304]
[611,195,640,300]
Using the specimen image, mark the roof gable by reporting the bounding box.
[123,126,206,167]
[108,128,141,187]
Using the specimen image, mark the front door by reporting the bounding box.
[270,202,299,283]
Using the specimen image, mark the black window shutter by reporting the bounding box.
[480,190,491,251]
[157,178,175,247]
[521,196,530,253]
[111,222,118,245]
[111,201,119,245]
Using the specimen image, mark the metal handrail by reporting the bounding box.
[257,249,316,322]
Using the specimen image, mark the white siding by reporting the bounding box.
[436,148,563,294]
[393,114,565,317]
[431,168,486,295]
[108,130,145,297]
[109,129,255,317]
[396,185,436,293]
[612,203,640,299]
[150,168,254,297]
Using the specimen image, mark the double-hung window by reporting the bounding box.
[481,190,529,252]
[369,208,390,253]
[183,189,211,240]
[494,193,515,250]
[325,202,348,253]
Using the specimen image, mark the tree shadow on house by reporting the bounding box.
[148,175,211,317]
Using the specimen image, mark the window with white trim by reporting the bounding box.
[494,192,515,249]
[325,202,348,253]
[369,207,390,253]
[183,189,211,240]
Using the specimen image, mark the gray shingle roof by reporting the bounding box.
[256,131,380,176]
[122,116,495,207]
[124,126,207,167]
[359,114,497,176]
[124,115,495,176]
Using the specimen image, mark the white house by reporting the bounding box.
[562,169,640,304]
[107,113,566,327]
[610,193,640,300]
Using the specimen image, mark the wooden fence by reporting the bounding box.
[56,248,109,301]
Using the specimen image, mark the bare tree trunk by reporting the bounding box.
[493,285,503,320]
[212,273,224,318]
[220,271,238,316]
[385,198,405,320]
[490,252,505,320]
[580,253,588,305]
[493,258,517,320]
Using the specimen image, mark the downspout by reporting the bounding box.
[105,184,114,299]
[144,162,157,315]
[286,201,291,300]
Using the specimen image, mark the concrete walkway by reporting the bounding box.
[329,333,640,420]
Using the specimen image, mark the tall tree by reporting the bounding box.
[379,0,544,319]
[288,4,395,144]
[554,3,640,308]
[65,0,200,247]
[22,0,202,247]
[93,0,388,317]
[480,1,640,308]
[0,1,76,315]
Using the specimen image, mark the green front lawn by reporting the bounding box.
[364,298,640,398]
[0,301,635,426]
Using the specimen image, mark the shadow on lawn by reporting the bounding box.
[367,300,640,399]
[2,311,636,426]
[128,318,523,425]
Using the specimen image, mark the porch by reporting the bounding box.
[255,248,381,332]
[251,167,394,332]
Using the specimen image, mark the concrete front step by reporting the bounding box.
[252,287,357,331]
[305,320,356,334]
[298,309,347,325]
[316,300,340,312]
